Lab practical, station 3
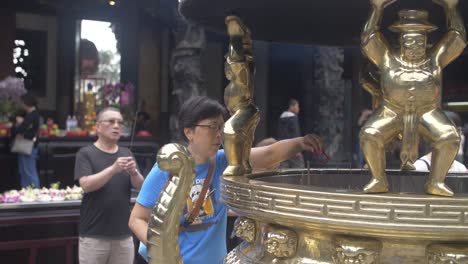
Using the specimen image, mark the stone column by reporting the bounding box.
[168,20,206,141]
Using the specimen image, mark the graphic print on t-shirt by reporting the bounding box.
[186,178,215,222]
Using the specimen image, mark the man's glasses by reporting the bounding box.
[195,123,223,132]
[99,119,125,126]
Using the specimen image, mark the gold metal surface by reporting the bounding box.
[359,0,467,196]
[264,225,298,258]
[147,143,195,264]
[222,15,260,176]
[332,236,382,264]
[426,243,468,264]
[221,170,468,263]
[234,217,256,243]
[360,63,382,111]
[147,3,468,263]
[219,4,468,262]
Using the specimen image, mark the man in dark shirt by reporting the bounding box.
[74,107,144,264]
[277,98,304,168]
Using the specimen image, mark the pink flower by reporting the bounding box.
[0,77,26,103]
[99,82,134,107]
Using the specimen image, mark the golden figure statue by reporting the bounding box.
[83,89,96,131]
[360,0,466,196]
[222,15,260,176]
[147,143,195,264]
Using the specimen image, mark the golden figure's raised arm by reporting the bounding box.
[225,15,252,63]
[432,0,467,68]
[360,62,382,110]
[361,0,396,67]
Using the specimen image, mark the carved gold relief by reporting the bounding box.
[264,226,298,258]
[332,236,382,264]
[234,217,256,243]
[427,243,468,264]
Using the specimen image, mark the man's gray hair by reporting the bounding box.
[96,107,121,121]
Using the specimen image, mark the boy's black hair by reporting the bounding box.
[178,96,227,141]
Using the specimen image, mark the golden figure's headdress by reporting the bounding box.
[389,10,438,33]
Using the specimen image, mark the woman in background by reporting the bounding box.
[11,93,40,188]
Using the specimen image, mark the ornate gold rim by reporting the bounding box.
[221,170,468,240]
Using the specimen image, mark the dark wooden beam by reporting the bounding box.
[179,0,468,46]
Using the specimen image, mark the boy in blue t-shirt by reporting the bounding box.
[136,150,228,264]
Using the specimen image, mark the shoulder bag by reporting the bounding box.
[11,135,35,155]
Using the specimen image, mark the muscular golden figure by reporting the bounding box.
[360,0,466,196]
[222,16,260,176]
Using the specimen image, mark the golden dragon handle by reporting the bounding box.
[147,143,195,264]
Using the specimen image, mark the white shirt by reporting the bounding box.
[414,155,467,172]
[458,132,465,156]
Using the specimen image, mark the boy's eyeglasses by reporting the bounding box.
[99,119,125,126]
[195,123,223,132]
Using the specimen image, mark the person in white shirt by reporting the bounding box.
[414,111,467,173]
[414,152,467,172]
